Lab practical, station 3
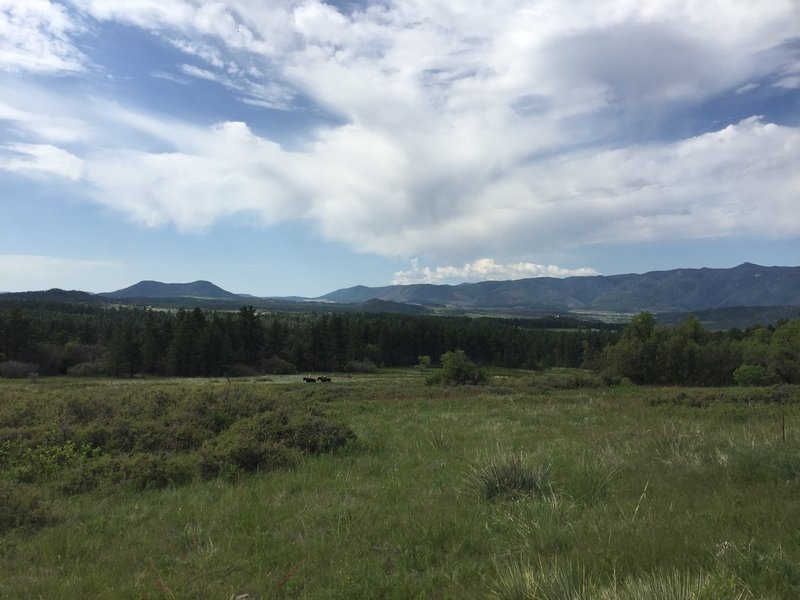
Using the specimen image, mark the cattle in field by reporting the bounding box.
[317,376,332,383]
[303,377,316,383]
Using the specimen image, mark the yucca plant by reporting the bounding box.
[487,558,593,600]
[598,570,751,600]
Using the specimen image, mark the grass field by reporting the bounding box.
[1,369,799,598]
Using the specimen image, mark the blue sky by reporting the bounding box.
[1,1,799,297]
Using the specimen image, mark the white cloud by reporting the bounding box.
[0,142,84,179]
[0,101,90,143]
[1,1,799,273]
[0,254,122,292]
[0,0,85,73]
[30,103,798,265]
[393,259,600,285]
[84,121,303,229]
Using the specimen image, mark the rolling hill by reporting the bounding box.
[103,280,241,300]
[320,263,800,313]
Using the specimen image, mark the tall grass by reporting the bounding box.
[1,376,799,597]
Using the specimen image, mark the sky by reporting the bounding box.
[1,1,799,297]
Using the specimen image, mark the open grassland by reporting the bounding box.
[2,370,800,598]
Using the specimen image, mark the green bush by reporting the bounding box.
[0,439,99,483]
[733,364,776,386]
[530,370,606,390]
[437,350,485,385]
[261,355,297,374]
[0,385,356,501]
[117,452,200,491]
[0,480,53,532]
[0,361,39,379]
[202,437,299,478]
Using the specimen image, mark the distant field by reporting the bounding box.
[1,371,799,598]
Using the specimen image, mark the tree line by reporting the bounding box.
[0,302,617,377]
[600,312,800,385]
[2,301,798,386]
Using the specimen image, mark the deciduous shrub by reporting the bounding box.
[0,385,357,498]
[0,361,39,379]
[261,355,297,374]
[0,481,53,532]
[733,364,776,386]
[427,350,485,385]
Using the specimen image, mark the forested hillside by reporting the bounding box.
[322,263,800,312]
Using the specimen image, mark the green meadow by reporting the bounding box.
[2,370,799,598]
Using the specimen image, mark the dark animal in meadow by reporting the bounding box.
[317,376,332,383]
[303,377,317,383]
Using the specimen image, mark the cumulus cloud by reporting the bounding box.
[1,1,799,271]
[393,259,600,285]
[0,254,121,292]
[84,120,307,229]
[77,113,799,261]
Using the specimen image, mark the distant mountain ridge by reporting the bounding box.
[103,280,240,300]
[320,263,800,313]
[3,263,799,326]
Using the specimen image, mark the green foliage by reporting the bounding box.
[117,452,201,491]
[0,480,53,532]
[0,301,621,378]
[733,364,776,386]
[260,355,296,374]
[769,321,800,383]
[0,439,99,483]
[0,360,39,378]
[437,349,485,385]
[0,385,355,494]
[598,312,800,386]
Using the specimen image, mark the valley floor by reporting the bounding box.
[1,370,799,598]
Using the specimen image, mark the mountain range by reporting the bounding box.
[2,263,799,328]
[319,263,800,313]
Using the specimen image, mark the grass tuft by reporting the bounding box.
[601,569,751,600]
[467,450,551,500]
[486,558,591,600]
